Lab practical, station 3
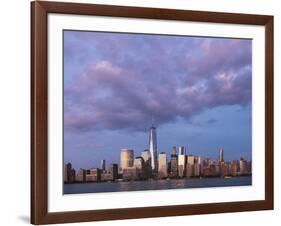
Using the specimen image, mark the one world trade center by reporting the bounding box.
[148,122,158,172]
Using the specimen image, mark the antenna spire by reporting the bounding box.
[151,114,154,127]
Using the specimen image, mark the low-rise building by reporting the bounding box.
[122,166,138,181]
[76,168,86,182]
[86,168,102,182]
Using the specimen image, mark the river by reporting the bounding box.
[64,176,252,194]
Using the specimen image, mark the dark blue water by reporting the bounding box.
[64,176,252,194]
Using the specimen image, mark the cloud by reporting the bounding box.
[207,118,217,124]
[64,32,252,132]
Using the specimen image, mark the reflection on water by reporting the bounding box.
[64,176,252,194]
[174,179,185,188]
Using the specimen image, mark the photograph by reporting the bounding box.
[30,1,274,224]
[63,30,252,194]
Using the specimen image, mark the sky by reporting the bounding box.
[63,30,252,170]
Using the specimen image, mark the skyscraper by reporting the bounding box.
[149,123,158,172]
[198,156,204,175]
[170,147,178,178]
[100,159,106,171]
[219,148,224,162]
[120,148,134,173]
[186,155,195,177]
[109,163,118,180]
[179,146,186,155]
[158,152,168,179]
[178,146,186,177]
[194,156,200,177]
[239,157,247,175]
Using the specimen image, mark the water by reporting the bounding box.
[64,176,252,194]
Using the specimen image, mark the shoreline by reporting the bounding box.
[64,174,252,185]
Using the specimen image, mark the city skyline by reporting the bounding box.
[63,124,252,193]
[64,122,252,185]
[64,30,252,171]
[65,122,251,172]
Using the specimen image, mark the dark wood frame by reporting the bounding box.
[31,1,274,224]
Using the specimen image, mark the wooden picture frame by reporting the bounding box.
[31,1,274,224]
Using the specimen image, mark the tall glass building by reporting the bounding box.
[219,148,224,162]
[120,148,134,173]
[148,124,158,172]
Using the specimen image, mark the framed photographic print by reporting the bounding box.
[31,1,274,224]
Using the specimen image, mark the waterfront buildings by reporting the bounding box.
[64,125,251,184]
[65,146,252,183]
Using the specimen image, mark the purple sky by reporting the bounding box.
[63,30,252,170]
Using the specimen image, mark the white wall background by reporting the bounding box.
[0,0,279,225]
